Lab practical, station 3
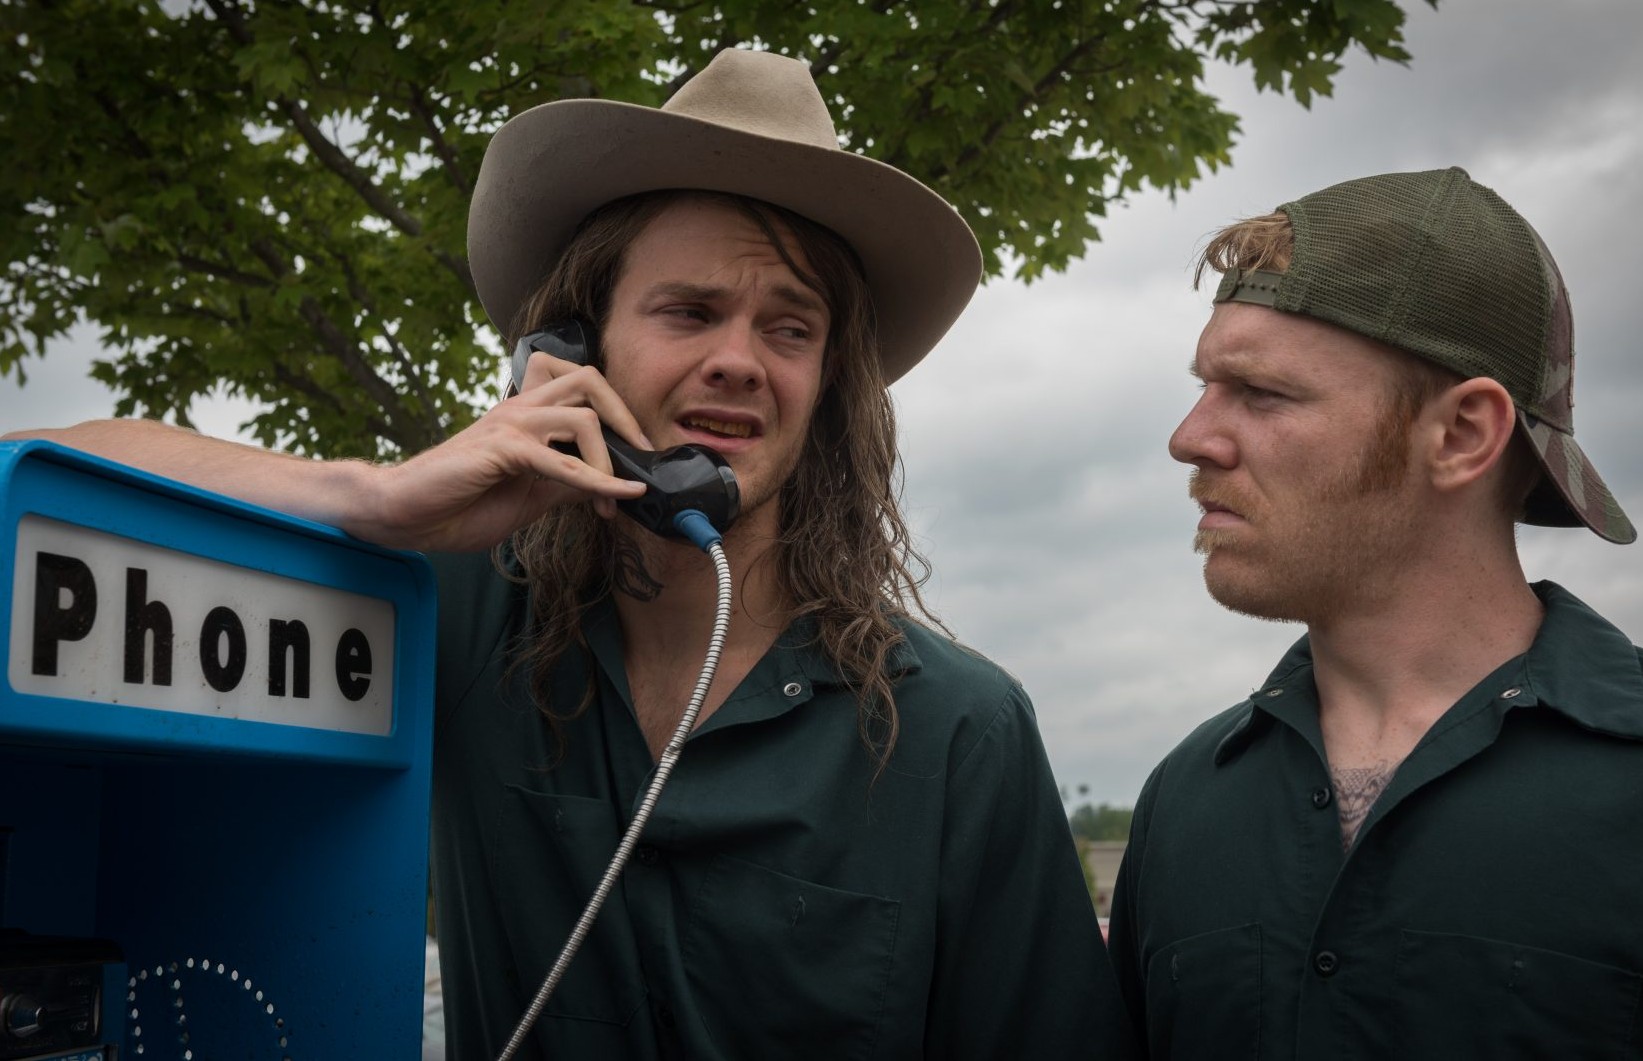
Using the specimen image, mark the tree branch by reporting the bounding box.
[639,0,748,96]
[870,0,1019,170]
[949,37,1110,176]
[360,1,474,197]
[91,90,155,161]
[806,0,899,81]
[902,3,1121,187]
[269,361,397,443]
[333,247,446,442]
[406,84,473,197]
[158,301,237,328]
[175,253,277,290]
[247,237,435,451]
[205,0,476,299]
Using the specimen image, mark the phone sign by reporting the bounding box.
[9,514,395,736]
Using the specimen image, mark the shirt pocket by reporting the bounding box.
[1145,922,1263,1060]
[1393,930,1643,1058]
[491,786,647,1027]
[681,853,901,1061]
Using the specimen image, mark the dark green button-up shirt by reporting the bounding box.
[428,551,1132,1060]
[1109,581,1643,1059]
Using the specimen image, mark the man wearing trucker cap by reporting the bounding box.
[9,50,1132,1058]
[1107,167,1643,1057]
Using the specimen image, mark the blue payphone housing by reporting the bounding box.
[0,440,437,1058]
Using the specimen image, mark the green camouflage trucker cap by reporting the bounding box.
[1213,166,1635,544]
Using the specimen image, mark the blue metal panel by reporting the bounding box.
[0,441,432,768]
[0,440,437,1059]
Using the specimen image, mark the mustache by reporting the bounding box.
[1188,470,1250,517]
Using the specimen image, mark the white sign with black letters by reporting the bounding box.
[8,514,395,735]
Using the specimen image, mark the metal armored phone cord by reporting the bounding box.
[496,510,731,1061]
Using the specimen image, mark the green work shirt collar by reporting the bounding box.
[1212,580,1643,770]
[581,595,924,738]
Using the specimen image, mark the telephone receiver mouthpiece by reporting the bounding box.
[602,429,740,540]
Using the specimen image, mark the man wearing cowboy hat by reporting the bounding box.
[14,50,1132,1058]
[1107,168,1643,1057]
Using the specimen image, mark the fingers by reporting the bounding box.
[512,354,654,452]
[521,435,646,500]
[516,347,570,394]
[352,402,648,552]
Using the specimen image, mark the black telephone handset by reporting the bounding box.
[509,321,740,539]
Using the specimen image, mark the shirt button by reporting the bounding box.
[1314,950,1340,977]
[783,681,803,697]
[657,1003,679,1030]
[636,844,661,866]
[1311,787,1332,809]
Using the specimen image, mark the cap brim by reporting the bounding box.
[467,98,982,384]
[1519,411,1636,544]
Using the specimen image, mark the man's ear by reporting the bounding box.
[1426,377,1518,493]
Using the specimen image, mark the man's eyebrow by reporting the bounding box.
[1190,350,1270,382]
[771,283,829,317]
[647,281,828,317]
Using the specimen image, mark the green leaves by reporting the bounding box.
[1205,0,1433,105]
[1,0,1437,458]
[232,38,305,96]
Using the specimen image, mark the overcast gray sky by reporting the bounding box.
[898,0,1643,803]
[4,0,1640,805]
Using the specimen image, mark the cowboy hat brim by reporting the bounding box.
[468,95,983,384]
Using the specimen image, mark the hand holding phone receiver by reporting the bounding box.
[510,322,740,539]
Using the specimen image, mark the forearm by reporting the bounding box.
[6,419,381,536]
[8,369,654,553]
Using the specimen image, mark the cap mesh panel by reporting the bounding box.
[1282,169,1547,405]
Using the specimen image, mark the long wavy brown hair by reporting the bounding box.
[501,189,941,771]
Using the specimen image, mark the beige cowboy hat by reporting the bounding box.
[467,48,983,384]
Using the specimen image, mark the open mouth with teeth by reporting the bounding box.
[683,416,754,439]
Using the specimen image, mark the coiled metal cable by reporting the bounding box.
[496,539,732,1060]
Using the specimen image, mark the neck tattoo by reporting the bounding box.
[612,534,664,603]
[1332,761,1398,851]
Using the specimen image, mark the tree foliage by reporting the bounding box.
[1,0,1436,458]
